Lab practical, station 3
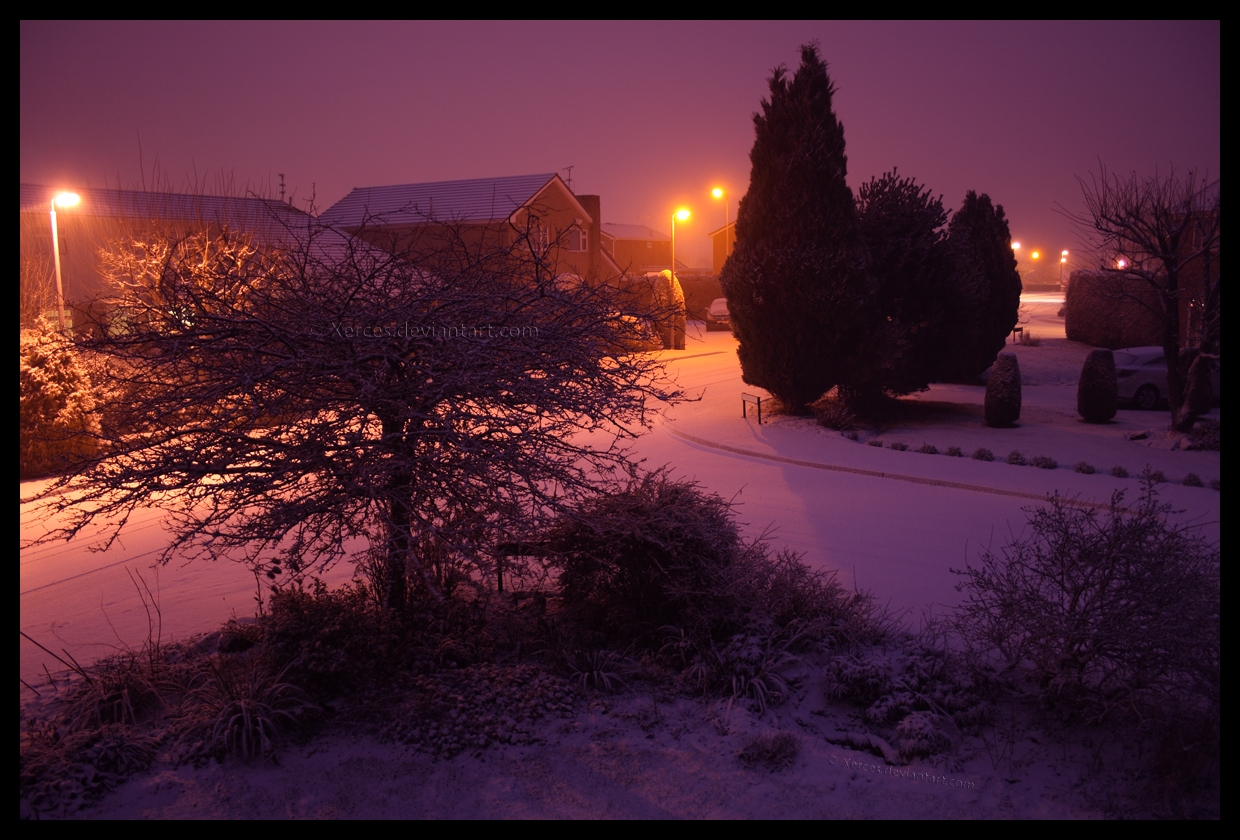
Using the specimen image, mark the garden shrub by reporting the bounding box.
[1007,450,1027,466]
[1074,461,1096,474]
[1111,466,1129,478]
[1182,473,1203,488]
[952,481,1220,723]
[260,581,398,699]
[972,448,994,461]
[544,470,877,648]
[20,319,100,478]
[1077,348,1118,423]
[1031,455,1057,470]
[984,354,1021,427]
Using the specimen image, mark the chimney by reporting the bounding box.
[576,194,602,275]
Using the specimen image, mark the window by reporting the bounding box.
[567,226,588,252]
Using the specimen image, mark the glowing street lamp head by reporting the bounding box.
[675,209,690,221]
[711,188,724,199]
[1117,258,1128,269]
[1011,242,1021,251]
[53,192,80,208]
[1062,250,1069,257]
[1031,250,1040,260]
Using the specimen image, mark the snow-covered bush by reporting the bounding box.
[984,353,1021,427]
[1111,466,1129,478]
[1031,455,1057,470]
[1006,450,1027,466]
[1074,461,1096,474]
[917,443,938,455]
[1077,348,1118,423]
[1182,473,1203,487]
[20,319,100,478]
[945,446,963,457]
[545,470,877,649]
[972,447,994,461]
[952,481,1220,723]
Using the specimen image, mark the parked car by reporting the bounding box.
[705,297,732,332]
[1114,346,1221,409]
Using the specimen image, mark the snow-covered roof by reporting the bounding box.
[20,183,311,232]
[20,183,369,264]
[318,173,561,228]
[601,223,669,242]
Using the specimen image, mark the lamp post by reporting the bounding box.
[50,192,80,332]
[711,187,730,263]
[1060,250,1069,286]
[670,208,690,281]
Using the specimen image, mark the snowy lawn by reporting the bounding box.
[20,294,1220,818]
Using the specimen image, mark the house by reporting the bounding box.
[319,173,626,283]
[708,221,736,274]
[599,223,682,276]
[19,183,318,326]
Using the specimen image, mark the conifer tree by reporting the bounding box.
[721,43,866,413]
[940,191,1023,381]
[851,170,952,400]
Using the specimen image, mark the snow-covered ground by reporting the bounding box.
[20,294,1221,818]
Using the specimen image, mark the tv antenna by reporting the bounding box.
[278,173,286,203]
[562,165,575,193]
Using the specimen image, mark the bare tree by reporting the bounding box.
[23,209,682,612]
[1064,165,1220,432]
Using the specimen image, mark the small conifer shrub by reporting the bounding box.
[972,448,994,461]
[1074,461,1096,475]
[1182,473,1203,487]
[1111,466,1129,479]
[1077,348,1118,423]
[917,443,938,455]
[1031,455,1057,470]
[1007,450,1027,466]
[984,354,1021,427]
[889,442,908,451]
[945,446,963,457]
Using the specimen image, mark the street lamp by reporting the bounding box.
[1060,250,1069,285]
[50,192,80,332]
[670,208,690,282]
[711,187,730,262]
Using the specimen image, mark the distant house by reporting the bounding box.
[708,221,736,274]
[600,223,691,276]
[319,173,625,282]
[19,183,316,324]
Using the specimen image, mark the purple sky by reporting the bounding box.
[21,21,1219,270]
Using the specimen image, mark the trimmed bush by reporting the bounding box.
[1111,466,1129,478]
[945,446,963,457]
[1007,450,1027,466]
[1148,469,1166,484]
[1074,461,1096,475]
[1063,270,1163,349]
[1077,348,1119,423]
[1032,455,1058,470]
[972,447,994,461]
[1182,473,1203,487]
[889,441,908,451]
[984,353,1021,427]
[867,439,884,447]
[917,443,938,455]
